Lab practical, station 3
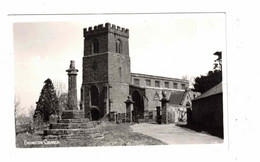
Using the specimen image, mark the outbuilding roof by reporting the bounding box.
[193,82,222,101]
[169,91,185,105]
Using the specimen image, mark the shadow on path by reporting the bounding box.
[176,123,224,139]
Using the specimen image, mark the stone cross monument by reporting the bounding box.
[61,61,84,119]
[66,60,78,110]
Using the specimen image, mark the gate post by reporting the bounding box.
[160,91,170,124]
[156,106,161,124]
[124,96,134,122]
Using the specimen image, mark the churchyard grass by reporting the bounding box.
[16,121,166,148]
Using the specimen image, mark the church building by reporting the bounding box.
[80,23,194,122]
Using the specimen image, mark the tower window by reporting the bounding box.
[116,39,122,53]
[155,81,160,87]
[93,39,99,53]
[134,78,140,85]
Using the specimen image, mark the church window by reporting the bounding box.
[90,86,99,106]
[164,82,169,88]
[155,81,160,87]
[153,93,160,107]
[134,78,140,85]
[116,39,122,53]
[173,83,178,89]
[181,84,186,89]
[146,79,151,86]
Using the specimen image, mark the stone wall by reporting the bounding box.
[82,54,108,83]
[109,82,129,113]
[131,73,189,90]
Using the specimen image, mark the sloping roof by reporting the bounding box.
[129,84,145,90]
[131,73,188,83]
[193,82,222,101]
[169,91,185,105]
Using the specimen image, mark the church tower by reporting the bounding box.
[81,23,131,120]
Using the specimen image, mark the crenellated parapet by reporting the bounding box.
[83,22,129,38]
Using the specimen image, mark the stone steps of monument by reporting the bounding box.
[58,118,90,123]
[50,122,97,129]
[61,110,84,119]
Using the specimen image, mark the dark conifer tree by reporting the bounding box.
[193,51,222,93]
[33,78,59,122]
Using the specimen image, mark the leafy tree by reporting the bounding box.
[193,51,222,93]
[33,78,59,122]
[213,51,222,70]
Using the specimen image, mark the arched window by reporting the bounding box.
[92,39,99,54]
[90,85,99,106]
[116,39,122,53]
[153,92,160,107]
[153,92,159,100]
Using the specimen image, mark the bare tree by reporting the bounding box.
[53,80,67,98]
[14,95,25,118]
[14,95,33,127]
[28,105,35,119]
[181,75,188,81]
[188,76,195,89]
[14,95,19,118]
[181,75,195,89]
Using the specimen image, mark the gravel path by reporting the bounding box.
[131,123,223,144]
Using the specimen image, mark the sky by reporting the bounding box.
[13,13,225,115]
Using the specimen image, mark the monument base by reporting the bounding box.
[61,110,84,119]
[43,110,102,139]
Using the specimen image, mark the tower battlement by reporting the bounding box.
[83,22,129,38]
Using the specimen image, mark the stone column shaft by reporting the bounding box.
[66,60,79,110]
